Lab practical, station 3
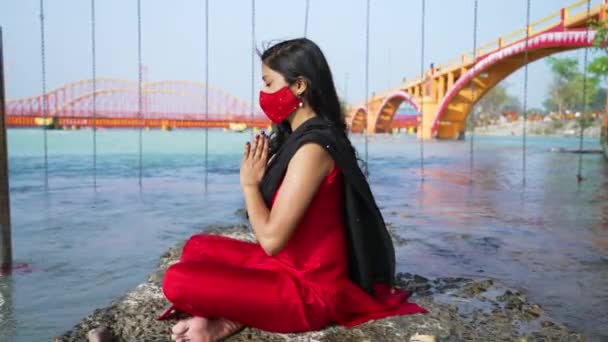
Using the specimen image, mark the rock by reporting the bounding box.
[147,269,165,285]
[541,320,555,327]
[397,273,432,295]
[53,225,585,342]
[414,275,429,283]
[410,333,436,342]
[234,208,248,220]
[523,304,543,319]
[497,290,528,311]
[460,279,494,297]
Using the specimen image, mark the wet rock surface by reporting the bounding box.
[54,225,585,341]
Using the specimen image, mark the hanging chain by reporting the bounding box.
[250,0,256,140]
[468,0,479,181]
[419,0,426,181]
[91,0,97,189]
[39,0,48,190]
[577,0,592,182]
[522,0,531,186]
[304,0,310,37]
[364,0,370,177]
[204,0,209,190]
[137,0,143,187]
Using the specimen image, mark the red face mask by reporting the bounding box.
[259,86,302,124]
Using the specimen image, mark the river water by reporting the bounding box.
[0,129,606,341]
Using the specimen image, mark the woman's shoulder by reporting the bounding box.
[289,142,334,177]
[294,142,333,162]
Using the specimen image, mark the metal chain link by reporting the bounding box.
[91,0,97,189]
[577,0,592,182]
[204,0,209,190]
[250,0,256,140]
[39,0,48,190]
[304,0,310,37]
[469,0,479,181]
[364,0,370,177]
[137,0,143,187]
[522,0,531,186]
[419,0,426,181]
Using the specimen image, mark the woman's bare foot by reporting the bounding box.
[87,326,113,342]
[171,319,191,341]
[171,316,244,342]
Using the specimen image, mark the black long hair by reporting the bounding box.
[258,39,399,294]
[260,38,352,156]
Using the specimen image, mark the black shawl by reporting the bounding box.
[259,116,396,295]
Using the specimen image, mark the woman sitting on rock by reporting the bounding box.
[160,38,427,342]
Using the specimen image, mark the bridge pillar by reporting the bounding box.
[436,121,465,140]
[418,97,438,140]
[366,115,377,134]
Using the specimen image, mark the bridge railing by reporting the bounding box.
[437,0,603,73]
[564,0,598,21]
[530,9,563,34]
[353,0,605,114]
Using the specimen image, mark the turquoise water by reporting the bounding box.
[0,129,607,341]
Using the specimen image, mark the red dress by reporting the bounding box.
[161,164,427,333]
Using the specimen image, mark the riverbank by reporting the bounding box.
[53,224,585,342]
[473,120,603,138]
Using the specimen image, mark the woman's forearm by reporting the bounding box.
[242,185,277,254]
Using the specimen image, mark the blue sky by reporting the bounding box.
[0,0,601,109]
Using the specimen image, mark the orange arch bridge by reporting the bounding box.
[348,0,608,139]
[6,79,269,129]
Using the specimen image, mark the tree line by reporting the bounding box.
[476,55,607,123]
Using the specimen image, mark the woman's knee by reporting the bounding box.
[181,234,217,261]
[162,263,186,303]
[183,234,212,250]
[182,234,253,262]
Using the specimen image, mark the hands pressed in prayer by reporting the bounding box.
[240,132,269,189]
